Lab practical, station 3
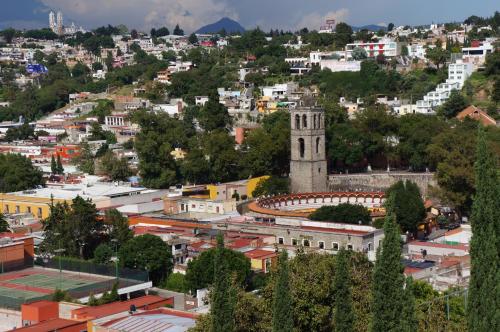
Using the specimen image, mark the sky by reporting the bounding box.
[0,0,498,32]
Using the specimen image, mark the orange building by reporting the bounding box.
[0,233,34,272]
[21,301,59,325]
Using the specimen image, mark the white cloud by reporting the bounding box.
[40,0,238,32]
[295,8,349,30]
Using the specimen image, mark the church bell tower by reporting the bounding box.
[290,107,327,193]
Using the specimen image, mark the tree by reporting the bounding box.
[51,155,57,174]
[173,24,184,36]
[188,33,198,45]
[0,154,44,192]
[104,209,133,246]
[75,142,95,175]
[119,234,173,285]
[492,77,500,104]
[334,23,353,48]
[400,277,418,332]
[56,154,64,174]
[425,46,449,69]
[93,243,113,264]
[387,23,395,32]
[185,244,251,293]
[164,272,188,293]
[333,249,355,332]
[210,233,236,332]
[438,90,468,118]
[0,214,9,233]
[309,203,371,225]
[1,28,16,43]
[352,47,368,60]
[99,151,132,181]
[130,29,138,39]
[198,94,232,132]
[272,250,293,332]
[467,129,499,331]
[386,181,426,234]
[252,176,290,197]
[69,196,102,258]
[371,208,405,332]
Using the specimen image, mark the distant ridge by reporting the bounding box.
[196,17,245,34]
[352,24,387,32]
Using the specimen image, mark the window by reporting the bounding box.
[295,114,300,129]
[15,206,20,213]
[316,137,320,154]
[303,239,310,247]
[180,203,185,211]
[319,241,325,249]
[27,206,31,214]
[298,138,305,158]
[302,114,307,128]
[4,205,9,213]
[292,238,298,246]
[37,208,42,218]
[318,114,322,128]
[313,114,317,129]
[332,242,339,251]
[278,237,284,245]
[347,244,353,250]
[367,242,373,251]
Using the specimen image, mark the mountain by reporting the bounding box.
[352,24,387,32]
[196,17,245,34]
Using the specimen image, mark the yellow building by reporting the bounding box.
[207,176,270,200]
[0,193,69,220]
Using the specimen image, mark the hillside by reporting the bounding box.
[196,17,245,34]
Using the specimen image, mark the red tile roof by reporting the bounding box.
[71,295,170,320]
[8,318,85,332]
[244,249,277,259]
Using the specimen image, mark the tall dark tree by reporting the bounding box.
[333,249,355,332]
[272,250,293,332]
[210,233,235,332]
[0,154,44,192]
[173,24,184,36]
[56,154,64,174]
[467,129,500,331]
[51,155,57,174]
[0,213,9,233]
[386,181,426,234]
[400,277,418,332]
[104,209,133,247]
[371,202,405,332]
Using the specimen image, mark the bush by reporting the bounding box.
[309,203,371,225]
[164,272,189,293]
[93,243,113,264]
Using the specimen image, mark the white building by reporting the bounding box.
[345,38,400,59]
[415,60,473,114]
[320,60,361,72]
[261,82,298,100]
[462,41,494,67]
[195,96,209,106]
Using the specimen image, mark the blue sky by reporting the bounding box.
[1,0,498,32]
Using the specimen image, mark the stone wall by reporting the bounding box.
[328,172,437,196]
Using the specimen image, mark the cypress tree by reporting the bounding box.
[51,155,57,174]
[467,129,499,331]
[371,206,405,332]
[400,277,418,332]
[210,233,235,332]
[56,154,64,174]
[272,250,293,332]
[333,249,355,332]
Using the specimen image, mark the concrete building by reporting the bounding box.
[290,107,327,193]
[345,38,400,59]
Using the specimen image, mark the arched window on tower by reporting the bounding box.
[316,137,320,154]
[302,114,307,128]
[318,114,322,128]
[295,114,300,129]
[299,138,305,158]
[313,114,317,129]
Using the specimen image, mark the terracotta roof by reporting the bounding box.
[244,249,277,259]
[301,225,370,235]
[9,319,84,332]
[456,105,497,126]
[71,295,170,320]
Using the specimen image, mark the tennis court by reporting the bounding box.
[7,273,99,291]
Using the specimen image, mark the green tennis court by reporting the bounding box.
[8,273,98,291]
[0,286,46,300]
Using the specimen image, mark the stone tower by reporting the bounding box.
[290,107,327,193]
